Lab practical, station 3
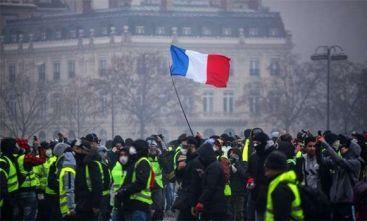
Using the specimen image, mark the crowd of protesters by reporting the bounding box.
[0,128,367,221]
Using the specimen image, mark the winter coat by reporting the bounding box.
[246,145,275,212]
[320,141,363,203]
[229,159,247,195]
[197,143,226,213]
[295,154,321,189]
[74,151,103,213]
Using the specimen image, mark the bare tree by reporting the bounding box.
[0,62,57,138]
[61,78,102,137]
[93,52,194,138]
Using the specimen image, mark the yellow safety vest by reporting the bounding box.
[0,167,8,207]
[86,161,110,196]
[59,166,76,216]
[130,157,153,205]
[17,155,38,189]
[111,162,127,207]
[265,170,304,221]
[33,156,57,191]
[217,155,232,196]
[0,156,19,193]
[242,138,250,162]
[149,157,163,188]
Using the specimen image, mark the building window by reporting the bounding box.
[40,99,47,119]
[11,34,17,42]
[99,59,107,76]
[223,91,234,113]
[156,26,165,35]
[53,62,60,81]
[100,95,108,116]
[38,63,46,82]
[249,28,258,37]
[182,27,191,35]
[223,27,231,36]
[203,91,214,113]
[135,26,145,34]
[249,96,260,114]
[268,92,280,113]
[68,60,76,78]
[55,31,62,39]
[8,64,16,82]
[269,28,278,37]
[202,27,211,36]
[102,27,108,35]
[249,59,260,76]
[8,94,17,117]
[70,30,77,38]
[269,58,280,75]
[52,93,62,115]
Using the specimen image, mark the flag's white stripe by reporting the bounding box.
[185,50,208,84]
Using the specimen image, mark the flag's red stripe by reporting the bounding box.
[206,54,230,88]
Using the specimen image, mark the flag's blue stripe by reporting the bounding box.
[170,45,189,76]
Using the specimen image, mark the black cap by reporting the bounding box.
[253,132,269,144]
[265,151,288,171]
[85,133,99,143]
[1,138,17,155]
[133,139,149,154]
[325,132,338,145]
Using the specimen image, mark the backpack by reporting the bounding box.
[298,184,331,221]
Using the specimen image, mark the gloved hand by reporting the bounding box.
[246,177,255,189]
[195,202,204,213]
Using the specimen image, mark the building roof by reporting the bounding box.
[1,6,287,44]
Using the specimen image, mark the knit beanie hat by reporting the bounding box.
[265,151,288,171]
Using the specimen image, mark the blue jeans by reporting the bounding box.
[112,208,125,221]
[15,191,38,221]
[125,210,149,221]
[164,182,175,211]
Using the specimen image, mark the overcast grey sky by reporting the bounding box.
[263,0,367,63]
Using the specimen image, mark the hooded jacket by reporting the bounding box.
[197,143,226,213]
[74,150,103,212]
[320,140,363,203]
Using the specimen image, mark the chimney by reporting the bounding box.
[161,0,172,11]
[248,0,260,10]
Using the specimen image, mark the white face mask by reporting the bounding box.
[119,156,128,165]
[181,149,188,155]
[129,147,137,155]
[46,149,53,157]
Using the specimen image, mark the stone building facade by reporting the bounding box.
[0,0,292,141]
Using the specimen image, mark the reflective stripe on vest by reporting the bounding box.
[59,166,76,216]
[242,138,250,162]
[17,155,38,188]
[1,156,19,193]
[296,151,303,159]
[86,161,110,196]
[149,157,163,188]
[265,170,304,221]
[33,156,57,191]
[130,157,153,205]
[111,162,126,192]
[224,183,232,196]
[287,159,296,166]
[173,146,182,170]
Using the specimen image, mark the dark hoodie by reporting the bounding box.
[320,140,363,203]
[197,143,226,213]
[74,150,103,213]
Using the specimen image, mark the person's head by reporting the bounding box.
[53,143,72,157]
[187,136,198,155]
[1,137,17,155]
[178,133,188,146]
[264,151,288,179]
[98,146,108,160]
[244,129,252,139]
[118,147,129,165]
[146,137,160,156]
[41,141,53,157]
[132,139,149,157]
[304,136,317,157]
[85,133,100,151]
[252,132,269,154]
[324,132,340,150]
[71,138,91,155]
[112,135,124,149]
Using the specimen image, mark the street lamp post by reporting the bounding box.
[311,45,348,131]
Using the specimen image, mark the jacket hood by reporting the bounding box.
[348,141,361,158]
[53,143,71,157]
[197,142,216,167]
[62,152,76,168]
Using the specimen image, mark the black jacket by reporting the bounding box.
[271,182,295,221]
[74,151,103,213]
[229,159,247,195]
[124,154,151,212]
[198,144,226,213]
[246,145,275,212]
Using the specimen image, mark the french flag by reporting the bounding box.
[170,45,231,88]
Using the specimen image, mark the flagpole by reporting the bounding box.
[170,76,194,136]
